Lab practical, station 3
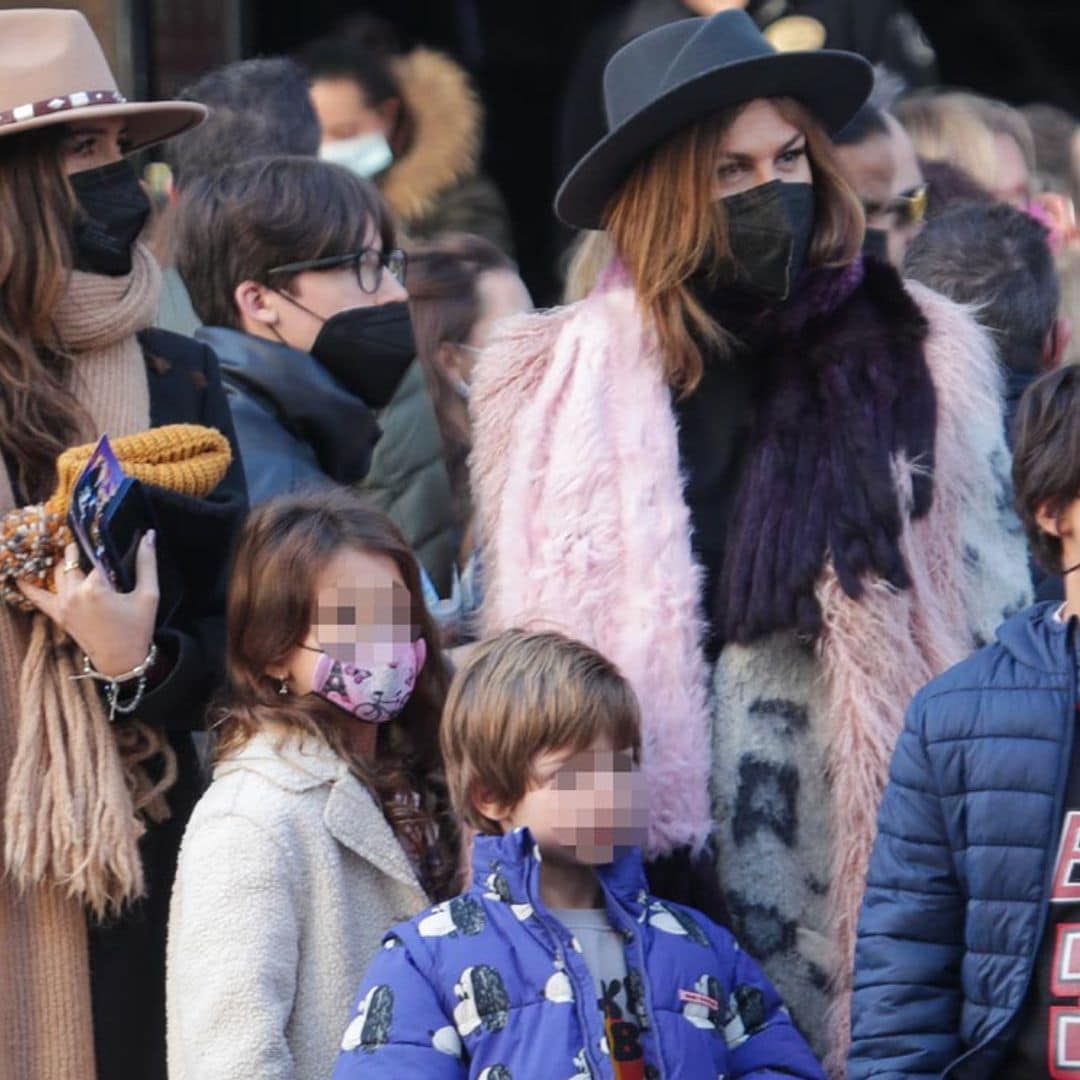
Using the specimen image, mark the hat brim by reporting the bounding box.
[555,49,872,230]
[0,99,207,153]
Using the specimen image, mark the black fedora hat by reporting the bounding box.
[555,9,872,230]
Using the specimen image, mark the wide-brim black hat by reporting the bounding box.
[556,10,873,230]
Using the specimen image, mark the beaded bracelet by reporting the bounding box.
[71,642,159,723]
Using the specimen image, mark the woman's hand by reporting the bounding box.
[19,533,160,677]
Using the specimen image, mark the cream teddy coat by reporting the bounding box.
[166,732,428,1080]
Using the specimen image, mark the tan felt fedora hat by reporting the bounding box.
[0,8,206,151]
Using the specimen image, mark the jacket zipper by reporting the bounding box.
[522,861,609,1079]
[606,893,667,1080]
[943,621,1078,1077]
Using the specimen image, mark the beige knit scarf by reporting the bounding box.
[0,244,160,1080]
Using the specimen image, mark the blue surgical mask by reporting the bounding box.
[319,132,394,179]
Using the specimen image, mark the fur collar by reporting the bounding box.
[471,280,712,858]
[382,48,482,226]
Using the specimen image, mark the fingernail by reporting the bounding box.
[146,530,156,547]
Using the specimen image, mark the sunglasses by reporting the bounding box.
[889,184,929,227]
[267,248,408,294]
[863,184,929,230]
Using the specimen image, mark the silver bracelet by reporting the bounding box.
[71,643,158,723]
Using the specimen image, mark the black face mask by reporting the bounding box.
[305,301,416,409]
[69,159,151,277]
[862,226,889,263]
[716,180,816,303]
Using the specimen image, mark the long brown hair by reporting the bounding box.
[215,490,458,898]
[604,97,864,394]
[0,127,92,500]
[407,233,517,524]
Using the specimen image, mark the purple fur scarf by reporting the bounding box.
[715,257,935,644]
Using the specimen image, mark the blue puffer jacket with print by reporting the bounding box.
[849,602,1077,1078]
[332,828,824,1079]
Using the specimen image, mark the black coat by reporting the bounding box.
[87,328,247,1080]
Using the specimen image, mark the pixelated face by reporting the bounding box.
[271,544,415,696]
[313,579,414,666]
[507,732,650,865]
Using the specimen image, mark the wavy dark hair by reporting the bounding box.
[214,489,458,898]
[0,126,93,500]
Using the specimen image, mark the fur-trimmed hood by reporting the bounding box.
[382,48,482,227]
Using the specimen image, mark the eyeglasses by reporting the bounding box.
[267,248,408,293]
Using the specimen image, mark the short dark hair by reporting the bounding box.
[1012,365,1080,573]
[299,37,401,107]
[164,57,320,189]
[174,156,395,330]
[335,13,404,56]
[904,202,1059,375]
[834,103,890,147]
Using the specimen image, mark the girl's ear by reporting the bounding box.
[265,653,293,681]
[435,340,465,384]
[1036,500,1068,540]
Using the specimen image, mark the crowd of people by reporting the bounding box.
[2,3,1080,1079]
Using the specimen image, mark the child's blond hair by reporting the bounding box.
[441,630,642,834]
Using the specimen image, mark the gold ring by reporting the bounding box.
[61,560,80,574]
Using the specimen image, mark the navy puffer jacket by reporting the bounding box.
[848,602,1077,1078]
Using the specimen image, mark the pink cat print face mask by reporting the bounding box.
[302,637,427,723]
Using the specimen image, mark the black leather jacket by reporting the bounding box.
[196,326,381,505]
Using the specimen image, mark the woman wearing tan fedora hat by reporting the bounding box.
[0,10,246,1080]
[470,9,1032,1072]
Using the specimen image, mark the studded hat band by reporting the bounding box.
[0,89,127,129]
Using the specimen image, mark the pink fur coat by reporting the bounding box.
[471,265,711,856]
[470,264,1031,1072]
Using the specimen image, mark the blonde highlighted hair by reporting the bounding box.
[441,630,642,834]
[596,96,863,392]
[894,91,1001,192]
